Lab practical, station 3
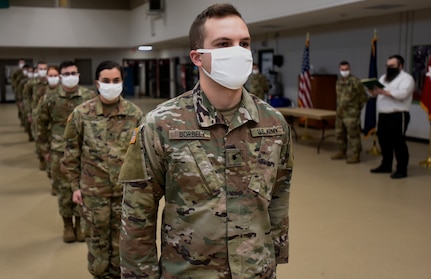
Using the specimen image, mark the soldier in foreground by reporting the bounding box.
[119,3,294,278]
[62,61,143,279]
[331,61,367,163]
[37,61,96,243]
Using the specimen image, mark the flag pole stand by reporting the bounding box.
[300,118,312,140]
[366,133,381,155]
[419,124,431,168]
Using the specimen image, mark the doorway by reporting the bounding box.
[0,59,32,103]
[123,58,176,99]
[74,59,92,86]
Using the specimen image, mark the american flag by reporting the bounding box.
[298,34,313,108]
[420,54,431,121]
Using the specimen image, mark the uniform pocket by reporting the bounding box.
[82,120,106,151]
[248,137,283,201]
[166,140,221,205]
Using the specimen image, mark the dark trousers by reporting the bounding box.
[377,111,410,173]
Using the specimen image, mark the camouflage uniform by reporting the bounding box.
[29,79,49,168]
[62,96,144,279]
[37,86,96,217]
[33,84,58,180]
[21,78,37,140]
[119,83,293,279]
[247,73,269,100]
[31,79,49,131]
[11,69,25,124]
[22,78,39,123]
[11,69,24,94]
[14,76,29,127]
[335,75,368,155]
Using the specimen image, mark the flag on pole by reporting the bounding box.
[363,31,378,137]
[298,33,313,108]
[420,55,431,121]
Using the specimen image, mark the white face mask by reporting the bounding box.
[38,69,47,78]
[23,70,28,76]
[340,70,350,78]
[98,82,123,101]
[47,76,60,86]
[33,72,39,78]
[27,72,34,78]
[252,69,259,74]
[197,46,253,90]
[19,63,25,69]
[61,75,80,88]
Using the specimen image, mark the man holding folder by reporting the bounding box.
[366,54,415,179]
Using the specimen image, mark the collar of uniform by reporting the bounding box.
[338,75,355,83]
[95,96,126,116]
[192,82,260,128]
[58,86,83,98]
[36,78,48,85]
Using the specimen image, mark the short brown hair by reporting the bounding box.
[47,65,59,74]
[189,3,243,50]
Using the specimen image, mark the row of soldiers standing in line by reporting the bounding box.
[11,60,93,190]
[10,59,97,243]
[10,59,144,279]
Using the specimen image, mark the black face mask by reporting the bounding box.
[385,67,400,82]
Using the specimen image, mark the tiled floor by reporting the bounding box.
[1,98,430,279]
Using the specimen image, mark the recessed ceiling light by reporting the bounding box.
[138,45,153,51]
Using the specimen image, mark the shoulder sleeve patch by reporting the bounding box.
[118,128,148,182]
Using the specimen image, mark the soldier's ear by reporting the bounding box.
[190,50,202,67]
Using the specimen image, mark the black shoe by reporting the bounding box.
[390,172,407,179]
[370,166,392,173]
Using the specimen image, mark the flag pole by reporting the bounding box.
[419,123,431,168]
[365,29,380,155]
[301,118,312,140]
[366,132,381,155]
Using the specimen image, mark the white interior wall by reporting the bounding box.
[0,7,131,48]
[129,0,363,46]
[0,1,363,48]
